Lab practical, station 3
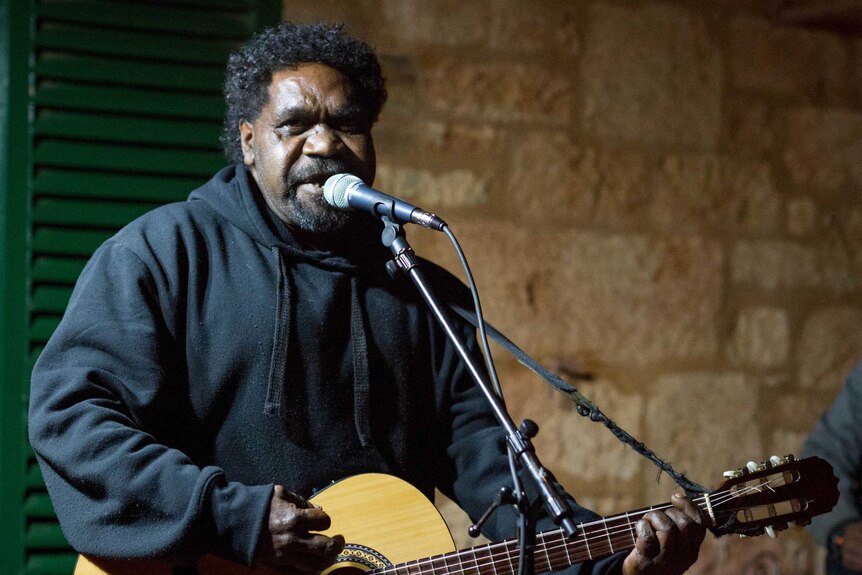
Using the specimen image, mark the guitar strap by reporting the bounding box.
[446,300,709,497]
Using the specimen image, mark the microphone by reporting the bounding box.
[323,174,447,231]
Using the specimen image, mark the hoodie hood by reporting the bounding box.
[188,164,387,448]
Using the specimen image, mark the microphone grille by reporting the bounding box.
[323,173,361,209]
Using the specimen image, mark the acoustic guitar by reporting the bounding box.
[75,455,839,575]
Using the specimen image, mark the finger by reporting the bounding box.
[671,493,704,525]
[641,509,676,534]
[665,506,705,544]
[270,533,344,570]
[634,517,661,560]
[270,506,333,534]
[274,485,312,508]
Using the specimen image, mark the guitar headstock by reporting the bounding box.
[704,455,838,538]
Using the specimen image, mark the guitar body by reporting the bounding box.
[75,473,456,575]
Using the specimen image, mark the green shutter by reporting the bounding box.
[0,1,280,573]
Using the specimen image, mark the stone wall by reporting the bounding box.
[281,1,862,573]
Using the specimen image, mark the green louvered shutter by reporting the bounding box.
[0,1,280,573]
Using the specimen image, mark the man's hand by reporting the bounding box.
[255,485,345,574]
[622,493,706,575]
[840,521,862,571]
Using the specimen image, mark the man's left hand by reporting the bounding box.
[622,492,706,575]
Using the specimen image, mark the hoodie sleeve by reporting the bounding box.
[28,240,272,566]
[802,363,862,546]
[428,267,625,575]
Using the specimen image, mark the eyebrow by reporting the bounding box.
[273,103,367,125]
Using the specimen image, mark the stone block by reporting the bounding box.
[690,530,813,575]
[650,155,780,234]
[798,307,862,392]
[427,222,722,366]
[731,240,821,290]
[726,306,790,368]
[729,16,849,102]
[770,429,807,460]
[855,38,862,106]
[489,0,581,56]
[505,131,652,225]
[643,372,763,503]
[783,107,862,193]
[374,163,489,209]
[580,2,722,149]
[420,58,575,124]
[775,392,832,433]
[381,0,491,47]
[725,97,776,157]
[787,197,817,237]
[535,378,643,484]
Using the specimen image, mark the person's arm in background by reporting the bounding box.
[803,362,862,573]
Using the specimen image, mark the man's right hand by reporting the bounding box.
[256,485,345,573]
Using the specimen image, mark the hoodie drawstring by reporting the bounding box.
[264,248,291,417]
[350,275,372,448]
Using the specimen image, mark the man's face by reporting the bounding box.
[240,63,376,233]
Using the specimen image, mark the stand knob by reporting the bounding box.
[519,419,539,439]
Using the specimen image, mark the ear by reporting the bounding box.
[239,120,255,166]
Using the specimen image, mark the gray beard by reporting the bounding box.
[280,157,360,233]
[279,190,354,233]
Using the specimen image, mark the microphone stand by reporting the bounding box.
[379,217,579,575]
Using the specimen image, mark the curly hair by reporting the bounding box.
[220,21,387,164]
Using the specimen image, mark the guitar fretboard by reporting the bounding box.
[373,503,667,575]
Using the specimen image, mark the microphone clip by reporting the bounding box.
[381,217,418,278]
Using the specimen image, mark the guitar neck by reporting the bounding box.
[384,502,678,575]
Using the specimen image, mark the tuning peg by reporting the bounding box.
[723,468,744,478]
[766,526,777,538]
[747,461,766,472]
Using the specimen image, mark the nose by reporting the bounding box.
[303,124,342,157]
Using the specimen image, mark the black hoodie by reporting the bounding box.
[28,165,622,573]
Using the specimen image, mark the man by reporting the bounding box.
[804,361,862,575]
[28,22,704,575]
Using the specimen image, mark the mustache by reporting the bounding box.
[284,158,358,191]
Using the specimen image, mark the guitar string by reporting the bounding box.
[370,483,770,575]
[370,480,786,575]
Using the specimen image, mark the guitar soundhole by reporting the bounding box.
[321,544,392,575]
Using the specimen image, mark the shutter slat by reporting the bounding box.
[25,493,58,519]
[32,229,114,256]
[31,347,46,373]
[35,83,224,119]
[32,287,72,314]
[32,257,88,284]
[33,169,198,203]
[37,1,252,38]
[36,24,237,64]
[25,553,78,575]
[33,142,225,176]
[30,317,62,344]
[27,461,45,490]
[141,0,254,9]
[26,523,69,549]
[34,111,222,148]
[34,198,157,228]
[36,53,224,91]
